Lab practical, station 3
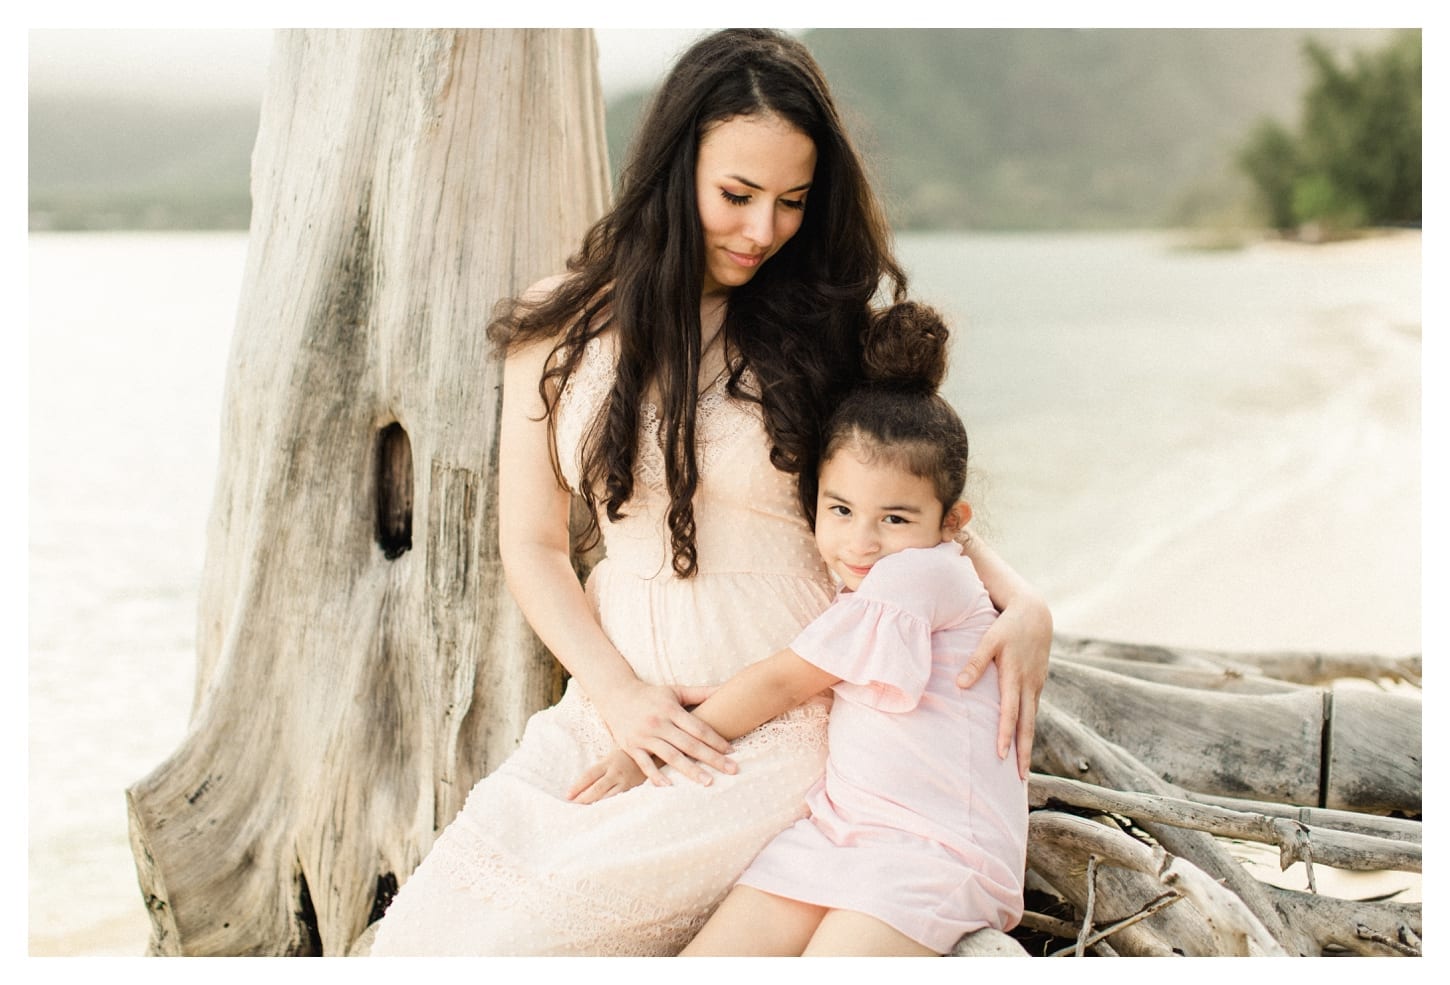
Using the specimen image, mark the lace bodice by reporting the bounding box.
[554,335,825,582]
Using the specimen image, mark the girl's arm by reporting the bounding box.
[499,329,733,788]
[567,648,837,803]
[689,649,839,741]
[956,528,1052,779]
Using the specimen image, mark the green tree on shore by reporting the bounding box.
[1238,30,1420,234]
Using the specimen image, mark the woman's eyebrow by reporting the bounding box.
[726,174,813,193]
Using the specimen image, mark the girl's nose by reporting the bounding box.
[849,525,878,555]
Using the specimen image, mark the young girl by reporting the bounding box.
[569,301,1029,956]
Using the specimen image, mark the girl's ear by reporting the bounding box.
[941,500,973,541]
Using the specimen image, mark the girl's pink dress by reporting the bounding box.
[737,540,1029,952]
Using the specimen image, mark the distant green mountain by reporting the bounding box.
[30,28,1398,232]
[608,28,1398,230]
[29,95,258,230]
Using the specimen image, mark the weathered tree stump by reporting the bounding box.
[125,28,609,956]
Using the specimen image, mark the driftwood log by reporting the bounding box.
[125,29,1422,957]
[1025,638,1420,957]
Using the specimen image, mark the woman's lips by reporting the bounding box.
[726,249,764,268]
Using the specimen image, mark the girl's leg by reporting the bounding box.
[681,886,826,956]
[801,909,939,956]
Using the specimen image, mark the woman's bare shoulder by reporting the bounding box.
[518,274,614,328]
[503,274,576,363]
[521,273,570,304]
[506,275,616,372]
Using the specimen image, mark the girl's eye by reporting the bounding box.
[883,515,908,525]
[828,505,850,517]
[721,190,750,206]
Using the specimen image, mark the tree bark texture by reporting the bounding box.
[125,28,609,956]
[1026,650,1420,957]
[1040,656,1420,814]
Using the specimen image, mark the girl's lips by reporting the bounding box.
[843,562,873,577]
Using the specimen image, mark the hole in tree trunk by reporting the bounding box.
[368,872,398,925]
[294,865,323,955]
[376,423,413,559]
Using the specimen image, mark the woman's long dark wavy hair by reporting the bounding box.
[488,28,906,576]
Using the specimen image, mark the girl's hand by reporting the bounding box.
[594,682,733,788]
[957,590,1052,779]
[567,749,649,804]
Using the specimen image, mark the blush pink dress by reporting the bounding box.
[369,335,834,955]
[737,541,1029,953]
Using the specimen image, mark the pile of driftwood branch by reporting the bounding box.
[952,637,1421,958]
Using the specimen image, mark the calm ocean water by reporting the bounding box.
[27,229,1422,955]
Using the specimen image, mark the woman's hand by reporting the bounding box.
[567,748,649,804]
[957,590,1052,779]
[593,682,734,788]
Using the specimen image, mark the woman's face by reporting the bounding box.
[694,113,817,296]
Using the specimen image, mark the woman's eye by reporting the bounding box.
[828,505,850,517]
[780,197,806,211]
[721,190,750,206]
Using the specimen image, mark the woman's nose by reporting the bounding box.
[742,204,774,248]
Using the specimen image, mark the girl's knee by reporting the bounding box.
[803,909,938,956]
[681,886,825,956]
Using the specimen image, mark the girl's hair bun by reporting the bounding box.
[860,301,950,391]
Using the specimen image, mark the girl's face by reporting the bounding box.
[694,113,817,296]
[814,444,966,592]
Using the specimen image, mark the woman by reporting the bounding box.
[369,28,1051,956]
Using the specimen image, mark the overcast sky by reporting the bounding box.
[28,15,1424,105]
[27,28,722,103]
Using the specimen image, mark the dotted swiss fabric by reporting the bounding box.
[369,333,834,955]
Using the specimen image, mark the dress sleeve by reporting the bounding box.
[789,581,933,715]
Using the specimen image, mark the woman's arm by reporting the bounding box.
[567,649,837,803]
[498,328,732,787]
[956,528,1052,779]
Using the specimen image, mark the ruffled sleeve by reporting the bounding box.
[788,584,933,714]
